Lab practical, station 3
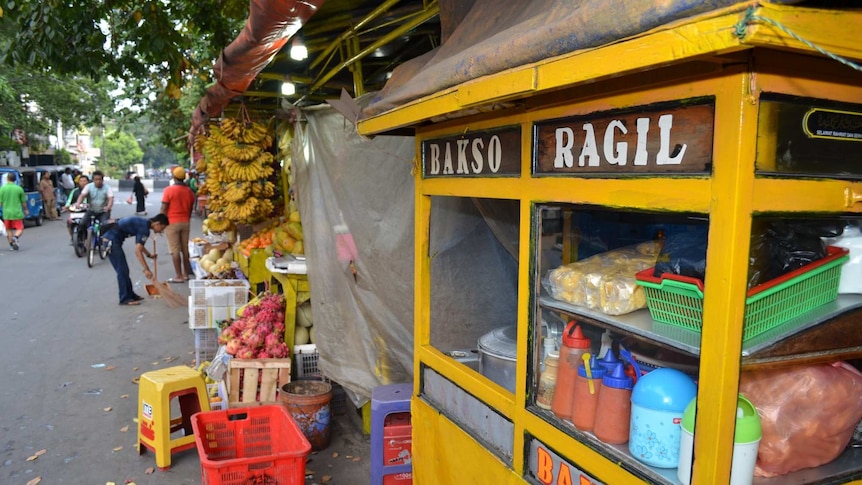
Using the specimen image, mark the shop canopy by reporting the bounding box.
[360,0,811,127]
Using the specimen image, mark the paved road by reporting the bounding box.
[0,189,205,484]
[0,188,372,485]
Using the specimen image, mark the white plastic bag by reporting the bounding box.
[0,221,6,237]
[824,225,862,294]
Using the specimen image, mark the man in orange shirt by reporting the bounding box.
[161,167,196,282]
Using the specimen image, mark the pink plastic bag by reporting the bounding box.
[739,362,862,477]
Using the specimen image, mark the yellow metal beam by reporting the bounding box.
[308,0,406,71]
[737,2,862,64]
[300,4,440,103]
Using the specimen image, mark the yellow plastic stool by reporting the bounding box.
[137,365,210,470]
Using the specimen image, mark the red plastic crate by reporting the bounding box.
[383,412,412,466]
[191,405,311,485]
[383,471,413,485]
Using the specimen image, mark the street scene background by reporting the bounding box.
[0,185,370,485]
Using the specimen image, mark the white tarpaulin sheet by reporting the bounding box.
[291,105,416,403]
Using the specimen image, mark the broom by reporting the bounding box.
[148,238,186,308]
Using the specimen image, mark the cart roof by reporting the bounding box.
[358,1,862,135]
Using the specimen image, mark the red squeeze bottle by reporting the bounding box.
[593,362,634,444]
[571,355,605,432]
[550,321,591,420]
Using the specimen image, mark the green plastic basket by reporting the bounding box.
[634,246,849,342]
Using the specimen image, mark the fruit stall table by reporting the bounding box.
[265,257,310,356]
[235,248,271,289]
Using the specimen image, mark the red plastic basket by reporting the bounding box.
[192,405,311,485]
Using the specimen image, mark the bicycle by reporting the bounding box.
[86,216,112,268]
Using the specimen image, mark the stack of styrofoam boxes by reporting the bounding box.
[189,279,250,365]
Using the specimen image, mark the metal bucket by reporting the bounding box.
[280,380,333,451]
[477,325,517,393]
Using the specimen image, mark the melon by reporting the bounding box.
[296,301,313,328]
[294,326,309,345]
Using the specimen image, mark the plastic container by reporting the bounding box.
[635,246,848,341]
[536,350,559,410]
[678,395,762,485]
[593,362,634,444]
[571,355,604,432]
[191,405,311,485]
[629,368,697,468]
[551,321,591,420]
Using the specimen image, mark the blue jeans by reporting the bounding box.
[105,231,138,304]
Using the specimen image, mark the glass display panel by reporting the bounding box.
[428,196,520,391]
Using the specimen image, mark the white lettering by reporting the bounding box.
[604,120,627,165]
[443,143,454,174]
[429,144,440,174]
[554,127,575,168]
[633,117,650,166]
[656,114,686,165]
[456,139,470,174]
[470,139,484,173]
[579,123,600,167]
[488,135,502,173]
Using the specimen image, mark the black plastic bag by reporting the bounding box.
[762,220,843,283]
[653,226,709,280]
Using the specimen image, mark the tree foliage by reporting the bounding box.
[0,0,249,153]
[96,130,143,179]
[1,0,247,105]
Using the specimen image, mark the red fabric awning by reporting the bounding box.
[190,0,327,140]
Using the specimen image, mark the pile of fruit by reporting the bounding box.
[235,203,304,258]
[198,247,234,275]
[195,114,280,231]
[218,292,289,360]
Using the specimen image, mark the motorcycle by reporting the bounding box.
[68,204,87,258]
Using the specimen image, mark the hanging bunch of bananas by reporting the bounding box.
[222,181,253,203]
[223,151,275,181]
[220,117,274,147]
[223,197,275,224]
[194,113,279,225]
[251,180,276,198]
[203,211,234,234]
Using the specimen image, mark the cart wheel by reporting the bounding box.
[34,211,43,226]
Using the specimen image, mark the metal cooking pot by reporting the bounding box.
[477,325,517,393]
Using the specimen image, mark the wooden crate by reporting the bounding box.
[225,358,291,408]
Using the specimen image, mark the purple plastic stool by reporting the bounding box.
[370,383,412,485]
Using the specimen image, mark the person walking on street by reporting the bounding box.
[60,167,75,197]
[132,176,148,215]
[0,172,29,250]
[39,173,59,220]
[161,167,196,282]
[102,213,168,306]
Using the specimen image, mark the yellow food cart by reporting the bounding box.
[359,3,862,484]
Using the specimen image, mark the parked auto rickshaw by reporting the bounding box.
[0,166,45,226]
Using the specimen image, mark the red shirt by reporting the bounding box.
[161,183,196,223]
